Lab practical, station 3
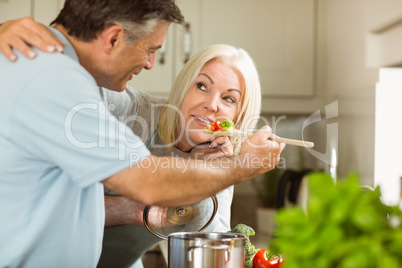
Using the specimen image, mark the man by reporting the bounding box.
[0,0,283,266]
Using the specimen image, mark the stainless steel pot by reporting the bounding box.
[168,232,245,268]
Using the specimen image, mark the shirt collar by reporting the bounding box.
[49,27,79,63]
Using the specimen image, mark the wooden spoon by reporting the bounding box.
[204,129,314,148]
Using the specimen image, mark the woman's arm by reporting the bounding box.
[0,17,65,61]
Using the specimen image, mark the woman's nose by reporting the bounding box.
[204,94,220,112]
[144,53,156,70]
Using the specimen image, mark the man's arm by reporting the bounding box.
[103,126,284,207]
[105,195,173,227]
[0,17,64,61]
[104,195,144,226]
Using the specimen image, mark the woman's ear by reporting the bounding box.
[100,25,125,54]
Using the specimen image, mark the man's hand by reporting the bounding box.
[0,17,65,61]
[238,125,286,177]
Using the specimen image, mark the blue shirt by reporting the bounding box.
[0,28,150,267]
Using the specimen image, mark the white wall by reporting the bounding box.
[321,0,379,184]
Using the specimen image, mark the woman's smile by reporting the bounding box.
[192,115,213,126]
[175,59,244,151]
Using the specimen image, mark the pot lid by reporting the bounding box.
[143,195,218,239]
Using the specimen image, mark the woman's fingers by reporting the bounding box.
[209,136,231,148]
[26,17,65,52]
[0,17,65,61]
[6,33,38,59]
[190,137,234,160]
[0,41,17,61]
[209,136,234,156]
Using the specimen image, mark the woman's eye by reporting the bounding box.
[223,96,236,103]
[196,82,207,91]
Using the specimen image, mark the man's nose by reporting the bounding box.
[144,53,156,70]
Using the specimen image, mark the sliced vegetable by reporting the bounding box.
[206,120,234,132]
[213,120,224,131]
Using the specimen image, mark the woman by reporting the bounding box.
[99,44,261,268]
[0,21,263,268]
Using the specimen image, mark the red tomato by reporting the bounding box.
[253,249,284,268]
[213,120,223,131]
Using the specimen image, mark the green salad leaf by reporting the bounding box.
[219,120,234,131]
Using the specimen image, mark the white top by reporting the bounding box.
[98,87,234,268]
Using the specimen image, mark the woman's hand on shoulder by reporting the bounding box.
[191,136,234,160]
[0,17,65,61]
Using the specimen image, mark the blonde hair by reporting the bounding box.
[158,44,262,149]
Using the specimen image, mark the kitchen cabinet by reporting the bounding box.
[0,0,31,22]
[365,0,402,32]
[366,0,402,67]
[128,0,316,99]
[197,0,315,98]
[33,0,65,25]
[0,0,64,25]
[1,0,318,112]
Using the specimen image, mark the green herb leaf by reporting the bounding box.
[269,172,402,267]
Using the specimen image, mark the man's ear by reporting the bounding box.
[101,25,125,54]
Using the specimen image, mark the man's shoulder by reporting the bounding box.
[0,49,96,104]
[31,50,96,90]
[36,50,87,75]
[1,50,87,85]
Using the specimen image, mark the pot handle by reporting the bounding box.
[143,195,219,240]
[188,244,232,262]
[197,195,218,232]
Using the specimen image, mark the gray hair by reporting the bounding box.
[114,19,159,44]
[51,0,184,42]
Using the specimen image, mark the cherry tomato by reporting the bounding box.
[213,120,223,131]
[253,249,284,268]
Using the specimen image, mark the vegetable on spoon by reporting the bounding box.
[204,120,314,148]
[205,120,235,132]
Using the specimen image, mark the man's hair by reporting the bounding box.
[51,0,184,43]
